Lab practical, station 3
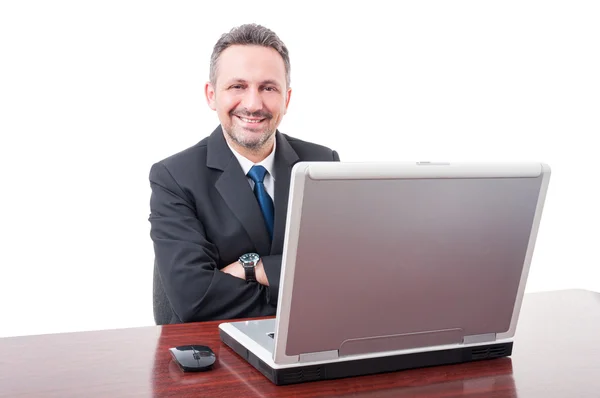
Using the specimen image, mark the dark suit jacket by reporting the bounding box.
[149,126,340,323]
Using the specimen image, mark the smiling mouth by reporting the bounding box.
[235,115,266,124]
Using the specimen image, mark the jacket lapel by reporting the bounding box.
[207,126,271,255]
[270,132,300,255]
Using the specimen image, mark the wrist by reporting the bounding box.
[239,253,260,282]
[255,260,269,286]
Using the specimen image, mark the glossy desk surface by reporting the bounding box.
[1,289,599,397]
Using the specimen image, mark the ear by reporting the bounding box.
[283,87,292,114]
[205,82,217,111]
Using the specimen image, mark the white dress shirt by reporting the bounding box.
[226,139,276,201]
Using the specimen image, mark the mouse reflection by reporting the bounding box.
[150,327,269,398]
[150,328,219,397]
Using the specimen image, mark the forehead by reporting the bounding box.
[215,45,286,86]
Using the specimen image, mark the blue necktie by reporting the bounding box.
[247,165,274,241]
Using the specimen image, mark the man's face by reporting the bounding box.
[205,45,291,151]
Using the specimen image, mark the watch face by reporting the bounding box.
[240,253,259,264]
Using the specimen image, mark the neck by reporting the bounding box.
[225,134,275,163]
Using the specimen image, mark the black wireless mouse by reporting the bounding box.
[169,345,216,372]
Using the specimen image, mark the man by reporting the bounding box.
[148,23,340,324]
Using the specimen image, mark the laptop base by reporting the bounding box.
[220,328,513,386]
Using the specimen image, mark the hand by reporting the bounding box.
[255,260,269,286]
[221,261,245,280]
[221,259,269,286]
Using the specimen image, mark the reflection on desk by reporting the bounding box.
[1,289,599,397]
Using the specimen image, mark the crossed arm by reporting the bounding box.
[221,260,269,285]
[148,162,277,323]
[149,149,340,322]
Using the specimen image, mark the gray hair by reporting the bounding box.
[209,23,291,88]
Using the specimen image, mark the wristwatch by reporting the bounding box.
[239,253,260,282]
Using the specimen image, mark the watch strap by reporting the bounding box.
[244,264,256,282]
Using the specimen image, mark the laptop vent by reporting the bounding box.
[470,346,508,360]
[282,367,322,383]
[257,358,271,375]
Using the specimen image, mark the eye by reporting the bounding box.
[264,86,278,92]
[230,84,244,90]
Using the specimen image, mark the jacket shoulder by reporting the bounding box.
[282,133,337,160]
[152,137,209,172]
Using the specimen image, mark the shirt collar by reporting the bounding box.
[226,137,276,180]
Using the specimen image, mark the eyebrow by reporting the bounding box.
[260,79,281,87]
[226,78,282,88]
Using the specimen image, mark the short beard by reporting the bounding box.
[226,127,274,152]
[226,108,275,152]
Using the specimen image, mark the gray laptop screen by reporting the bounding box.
[284,175,543,356]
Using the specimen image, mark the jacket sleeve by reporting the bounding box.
[262,254,282,306]
[149,162,274,322]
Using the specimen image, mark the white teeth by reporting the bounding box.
[239,117,263,123]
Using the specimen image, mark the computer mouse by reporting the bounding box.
[169,345,216,372]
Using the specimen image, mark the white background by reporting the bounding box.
[0,0,598,338]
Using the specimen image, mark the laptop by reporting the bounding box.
[219,161,551,385]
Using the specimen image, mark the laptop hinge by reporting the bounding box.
[463,333,497,344]
[298,349,339,363]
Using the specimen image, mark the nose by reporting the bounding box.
[241,88,263,112]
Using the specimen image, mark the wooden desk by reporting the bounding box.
[1,289,599,397]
